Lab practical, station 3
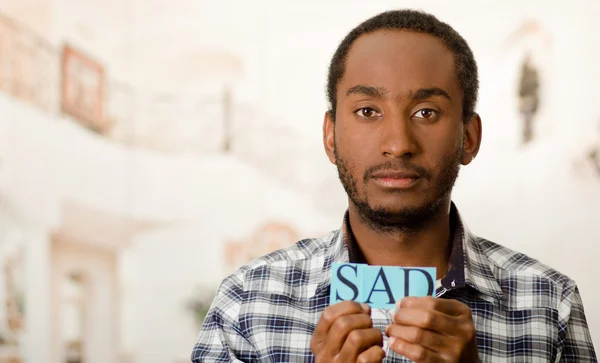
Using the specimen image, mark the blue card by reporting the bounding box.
[330,263,436,309]
[330,263,363,304]
[362,266,403,308]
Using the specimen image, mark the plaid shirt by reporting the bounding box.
[191,205,597,362]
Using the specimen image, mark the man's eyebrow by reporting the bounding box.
[346,85,389,98]
[345,85,451,102]
[410,88,451,101]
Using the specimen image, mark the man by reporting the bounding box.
[191,9,597,362]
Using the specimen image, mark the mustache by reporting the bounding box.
[363,160,432,183]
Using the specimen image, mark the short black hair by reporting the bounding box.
[326,9,479,121]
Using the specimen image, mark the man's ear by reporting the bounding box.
[461,113,482,165]
[323,111,336,164]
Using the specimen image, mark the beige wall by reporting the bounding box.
[0,88,338,362]
[51,238,119,363]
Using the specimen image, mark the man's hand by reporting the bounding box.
[311,301,385,363]
[385,297,480,363]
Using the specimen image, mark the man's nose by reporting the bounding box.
[379,113,420,158]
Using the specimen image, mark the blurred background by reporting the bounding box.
[0,0,599,362]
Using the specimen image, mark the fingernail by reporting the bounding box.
[396,299,402,309]
[388,336,396,346]
[360,303,370,312]
[385,324,391,334]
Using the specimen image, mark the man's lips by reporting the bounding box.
[370,170,422,188]
[370,170,421,179]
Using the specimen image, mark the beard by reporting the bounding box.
[334,140,463,235]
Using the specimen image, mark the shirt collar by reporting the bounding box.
[449,206,505,301]
[316,203,505,302]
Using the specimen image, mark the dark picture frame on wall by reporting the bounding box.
[60,44,108,134]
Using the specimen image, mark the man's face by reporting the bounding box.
[323,30,481,231]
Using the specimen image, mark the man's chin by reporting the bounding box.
[369,203,429,217]
[371,209,425,223]
[358,200,446,227]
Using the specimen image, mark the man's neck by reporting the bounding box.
[347,202,453,280]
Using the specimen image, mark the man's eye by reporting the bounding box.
[412,109,438,119]
[355,108,380,118]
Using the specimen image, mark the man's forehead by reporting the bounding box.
[340,29,458,97]
[348,29,450,57]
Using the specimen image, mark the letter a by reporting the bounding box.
[365,268,395,305]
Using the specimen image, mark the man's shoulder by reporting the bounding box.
[474,237,575,298]
[219,230,339,298]
[240,230,338,271]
